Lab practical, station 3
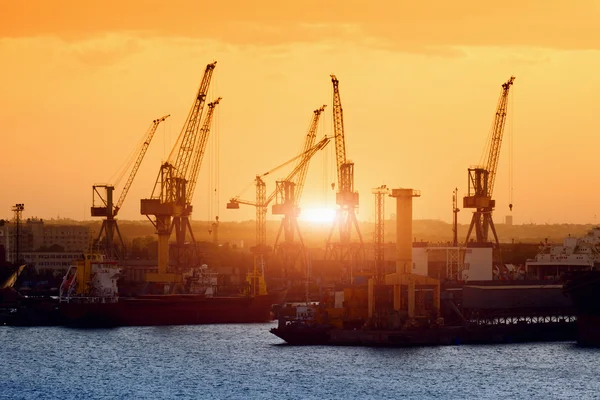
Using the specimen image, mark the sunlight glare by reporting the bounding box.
[299,207,336,224]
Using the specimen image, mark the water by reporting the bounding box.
[1,323,599,399]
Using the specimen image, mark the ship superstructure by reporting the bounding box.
[526,227,600,279]
[59,253,121,304]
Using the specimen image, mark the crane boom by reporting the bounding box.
[168,61,216,181]
[293,105,326,205]
[485,76,515,197]
[267,136,330,206]
[114,114,170,214]
[330,75,347,190]
[228,136,331,250]
[186,97,221,202]
[228,136,331,208]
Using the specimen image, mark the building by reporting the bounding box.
[0,218,90,273]
[412,243,493,281]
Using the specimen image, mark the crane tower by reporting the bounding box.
[91,115,169,259]
[141,62,219,284]
[227,134,331,283]
[272,105,327,279]
[463,76,515,251]
[325,75,365,270]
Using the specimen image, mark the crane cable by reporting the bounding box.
[207,71,220,228]
[108,121,158,188]
[509,83,515,212]
[322,108,330,201]
[479,86,498,169]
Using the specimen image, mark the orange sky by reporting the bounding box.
[1,0,600,226]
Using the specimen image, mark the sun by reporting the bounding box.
[299,207,336,224]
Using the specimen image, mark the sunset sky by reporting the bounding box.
[1,0,600,226]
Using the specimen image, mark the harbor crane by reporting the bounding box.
[271,105,327,277]
[141,61,218,284]
[91,115,169,260]
[325,75,365,266]
[227,134,331,251]
[463,76,515,250]
[227,134,330,293]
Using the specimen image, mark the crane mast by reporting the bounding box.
[91,115,169,260]
[141,62,218,283]
[463,76,515,251]
[325,75,364,269]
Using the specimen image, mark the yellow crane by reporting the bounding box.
[227,135,330,293]
[91,114,169,259]
[325,75,364,268]
[141,61,219,284]
[463,76,515,250]
[227,135,331,249]
[271,105,327,277]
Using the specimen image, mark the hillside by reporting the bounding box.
[43,218,594,249]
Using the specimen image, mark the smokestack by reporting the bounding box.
[390,188,420,274]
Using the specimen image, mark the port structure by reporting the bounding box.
[463,76,515,254]
[325,75,365,274]
[91,115,169,260]
[227,131,331,280]
[271,105,326,280]
[11,203,24,265]
[378,189,440,327]
[371,185,389,328]
[141,61,219,284]
[452,187,460,247]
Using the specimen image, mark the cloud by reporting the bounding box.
[1,0,599,52]
[70,34,145,66]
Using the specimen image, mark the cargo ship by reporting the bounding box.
[270,279,575,347]
[59,254,286,327]
[562,269,600,346]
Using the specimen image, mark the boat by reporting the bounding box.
[525,227,600,280]
[58,253,286,327]
[270,281,575,347]
[562,269,600,346]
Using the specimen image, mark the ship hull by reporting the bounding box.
[60,290,287,327]
[563,270,600,346]
[271,322,575,347]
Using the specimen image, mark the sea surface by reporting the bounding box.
[1,323,599,400]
